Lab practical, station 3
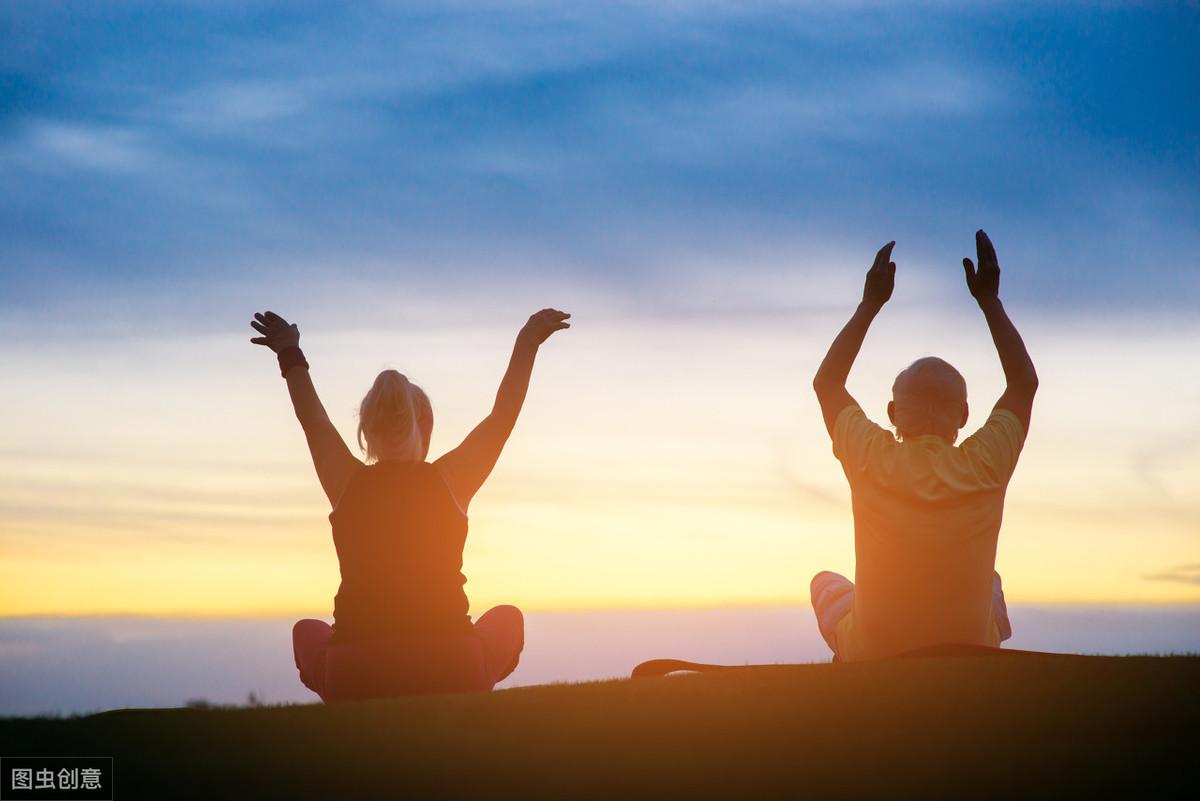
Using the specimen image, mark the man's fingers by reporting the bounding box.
[250,320,269,335]
[250,337,269,346]
[976,229,998,269]
[872,241,896,271]
[264,311,288,326]
[963,257,977,286]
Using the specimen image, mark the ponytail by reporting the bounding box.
[356,370,432,462]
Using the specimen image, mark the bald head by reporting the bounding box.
[888,357,969,442]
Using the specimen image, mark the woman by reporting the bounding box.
[249,307,570,701]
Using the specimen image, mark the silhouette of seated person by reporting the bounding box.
[250,308,570,700]
[810,231,1038,661]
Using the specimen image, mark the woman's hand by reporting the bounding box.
[249,311,300,353]
[861,241,896,312]
[436,307,570,511]
[516,308,571,348]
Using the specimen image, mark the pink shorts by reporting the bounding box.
[292,605,524,702]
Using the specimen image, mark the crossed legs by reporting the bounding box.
[809,570,1013,659]
[292,618,335,700]
[291,604,525,701]
[473,604,525,686]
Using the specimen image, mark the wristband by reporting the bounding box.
[278,346,309,378]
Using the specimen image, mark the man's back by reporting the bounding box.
[831,404,1026,660]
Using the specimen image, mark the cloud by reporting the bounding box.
[589,59,1005,170]
[4,120,154,174]
[162,81,313,138]
[1143,565,1200,586]
[0,1,1197,313]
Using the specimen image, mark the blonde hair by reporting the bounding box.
[891,357,967,440]
[356,370,432,463]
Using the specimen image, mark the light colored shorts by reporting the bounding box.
[809,570,1012,660]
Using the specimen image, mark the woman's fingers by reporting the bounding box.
[521,308,572,340]
[527,308,570,332]
[250,310,296,348]
[253,312,282,331]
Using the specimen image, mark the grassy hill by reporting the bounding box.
[2,654,1196,799]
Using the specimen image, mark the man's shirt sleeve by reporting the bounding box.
[958,408,1027,488]
[831,403,892,477]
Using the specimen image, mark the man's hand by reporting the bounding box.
[813,241,893,436]
[965,228,1038,431]
[250,311,300,353]
[963,229,1001,303]
[516,308,571,348]
[862,241,896,311]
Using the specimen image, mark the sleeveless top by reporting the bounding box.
[329,460,473,643]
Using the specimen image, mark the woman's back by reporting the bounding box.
[329,461,472,642]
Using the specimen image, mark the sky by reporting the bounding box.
[0,1,1198,618]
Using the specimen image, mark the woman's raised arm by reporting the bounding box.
[251,311,362,507]
[436,308,570,512]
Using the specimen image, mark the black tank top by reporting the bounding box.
[329,460,472,643]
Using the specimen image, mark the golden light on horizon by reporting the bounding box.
[1,294,1198,617]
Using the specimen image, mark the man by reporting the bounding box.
[810,230,1038,661]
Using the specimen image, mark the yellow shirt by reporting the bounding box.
[831,404,1026,661]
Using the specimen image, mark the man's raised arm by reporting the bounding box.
[963,229,1039,433]
[812,241,896,437]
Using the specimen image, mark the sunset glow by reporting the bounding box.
[2,304,1197,616]
[1,1,1197,619]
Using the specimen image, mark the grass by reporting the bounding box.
[2,654,1196,799]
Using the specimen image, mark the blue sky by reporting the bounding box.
[1,1,1197,323]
